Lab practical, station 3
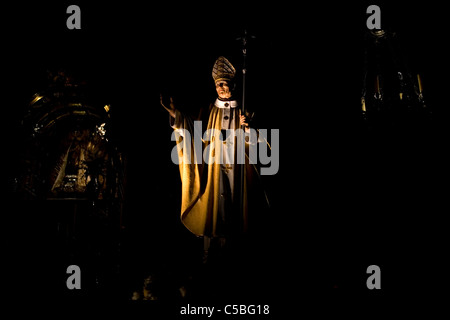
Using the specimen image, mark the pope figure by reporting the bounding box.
[161,56,269,262]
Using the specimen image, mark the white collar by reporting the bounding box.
[214,99,238,109]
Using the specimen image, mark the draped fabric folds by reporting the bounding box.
[171,104,269,237]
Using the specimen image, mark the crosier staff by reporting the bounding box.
[236,30,255,226]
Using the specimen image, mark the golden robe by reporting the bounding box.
[171,99,269,237]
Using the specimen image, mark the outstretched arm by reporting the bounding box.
[160,94,176,118]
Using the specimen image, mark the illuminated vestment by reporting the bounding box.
[170,98,269,237]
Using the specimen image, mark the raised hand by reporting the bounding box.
[160,94,176,118]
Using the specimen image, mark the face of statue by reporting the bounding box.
[215,80,232,100]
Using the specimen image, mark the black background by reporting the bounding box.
[2,0,448,314]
